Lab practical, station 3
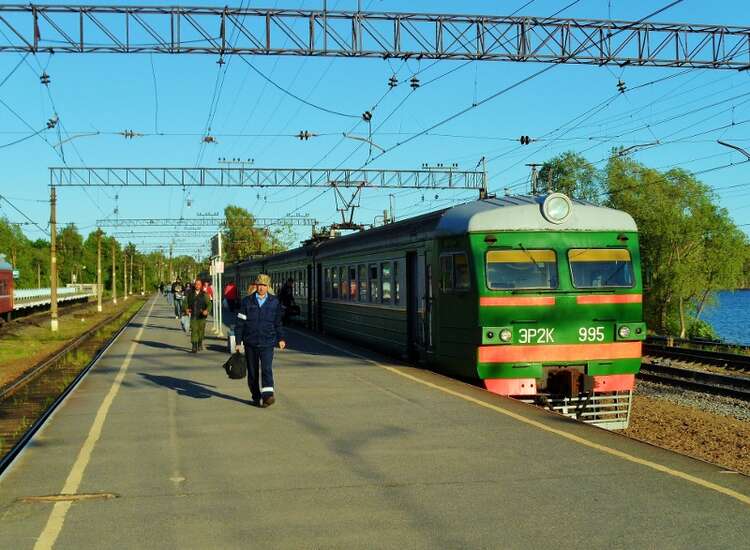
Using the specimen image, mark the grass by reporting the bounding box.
[0,298,146,388]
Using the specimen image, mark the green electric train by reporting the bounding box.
[225,193,644,429]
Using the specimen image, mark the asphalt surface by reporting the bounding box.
[1,297,750,549]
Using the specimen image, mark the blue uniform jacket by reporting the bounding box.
[235,293,285,347]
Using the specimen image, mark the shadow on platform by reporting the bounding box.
[134,339,188,352]
[138,372,248,405]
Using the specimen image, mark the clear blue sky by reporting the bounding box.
[2,0,750,255]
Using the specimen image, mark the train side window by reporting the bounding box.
[349,266,357,300]
[440,255,454,291]
[393,261,401,305]
[332,267,339,299]
[369,264,379,302]
[454,254,470,290]
[358,265,368,301]
[381,262,392,303]
[324,268,331,298]
[339,267,346,300]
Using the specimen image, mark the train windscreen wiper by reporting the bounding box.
[518,243,543,270]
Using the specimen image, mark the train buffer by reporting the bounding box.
[1,297,749,548]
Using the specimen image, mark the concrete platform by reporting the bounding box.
[1,297,749,549]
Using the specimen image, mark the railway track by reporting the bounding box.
[0,299,147,475]
[639,361,750,401]
[643,343,750,372]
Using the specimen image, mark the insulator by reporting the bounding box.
[519,135,531,145]
[40,72,50,85]
[410,76,420,89]
[388,75,398,88]
[362,111,372,122]
[617,80,627,93]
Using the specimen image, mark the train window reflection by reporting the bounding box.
[486,249,558,290]
[568,248,634,288]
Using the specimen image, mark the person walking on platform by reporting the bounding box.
[186,277,212,353]
[235,274,286,408]
[171,277,184,319]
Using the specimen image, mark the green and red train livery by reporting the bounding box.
[226,193,644,428]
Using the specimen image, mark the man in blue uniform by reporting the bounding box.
[235,274,286,407]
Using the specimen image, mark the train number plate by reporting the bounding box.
[578,326,605,342]
[518,327,555,344]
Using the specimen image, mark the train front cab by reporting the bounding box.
[475,228,645,430]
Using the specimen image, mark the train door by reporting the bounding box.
[315,262,323,331]
[406,252,418,359]
[306,263,313,329]
[406,251,432,359]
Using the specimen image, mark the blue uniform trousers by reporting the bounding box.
[245,345,275,401]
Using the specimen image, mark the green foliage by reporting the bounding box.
[539,152,605,202]
[605,156,749,337]
[222,205,290,264]
[687,318,719,340]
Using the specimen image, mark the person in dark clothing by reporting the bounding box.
[234,274,286,408]
[186,278,212,353]
[171,277,184,319]
[278,278,296,326]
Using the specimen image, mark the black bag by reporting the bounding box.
[223,352,247,379]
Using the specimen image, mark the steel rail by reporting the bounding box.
[643,343,750,372]
[639,361,750,401]
[0,299,147,476]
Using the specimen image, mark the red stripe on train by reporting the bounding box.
[478,342,642,363]
[576,294,642,305]
[480,296,556,307]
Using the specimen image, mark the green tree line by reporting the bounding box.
[1,203,291,292]
[540,152,750,338]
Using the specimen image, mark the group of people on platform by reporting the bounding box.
[158,274,298,408]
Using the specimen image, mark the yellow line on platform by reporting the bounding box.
[34,299,156,550]
[295,330,750,508]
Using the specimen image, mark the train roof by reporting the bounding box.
[435,195,637,235]
[232,194,637,266]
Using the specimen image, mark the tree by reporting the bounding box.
[222,205,288,264]
[539,152,604,201]
[605,156,749,337]
[58,223,84,284]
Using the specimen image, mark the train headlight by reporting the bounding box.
[499,328,512,342]
[618,326,631,339]
[542,193,572,224]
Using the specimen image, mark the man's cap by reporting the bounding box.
[255,274,272,288]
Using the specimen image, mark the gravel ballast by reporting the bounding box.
[622,380,750,476]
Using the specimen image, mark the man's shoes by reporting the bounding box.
[189,343,197,353]
[248,399,261,407]
[261,395,276,408]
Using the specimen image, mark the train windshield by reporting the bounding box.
[568,248,634,288]
[486,249,558,290]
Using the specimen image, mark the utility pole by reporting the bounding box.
[112,240,117,304]
[526,163,543,195]
[168,243,173,281]
[49,186,58,332]
[141,262,145,295]
[129,252,133,296]
[97,228,102,312]
[480,156,488,199]
[123,250,128,300]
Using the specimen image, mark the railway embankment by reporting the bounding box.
[625,383,750,476]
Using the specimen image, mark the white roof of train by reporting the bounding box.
[435,195,637,235]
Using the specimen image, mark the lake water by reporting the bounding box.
[701,290,750,345]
